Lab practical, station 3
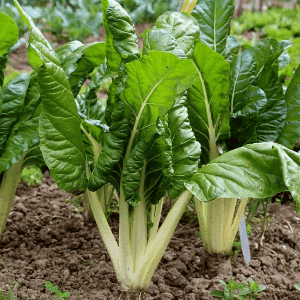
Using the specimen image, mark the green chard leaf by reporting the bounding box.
[255,64,287,142]
[123,136,157,206]
[88,101,129,191]
[15,0,87,193]
[229,45,288,147]
[276,64,300,149]
[0,117,39,173]
[143,29,186,59]
[120,51,197,205]
[162,103,201,198]
[192,0,234,54]
[0,12,19,57]
[229,86,268,147]
[250,38,292,80]
[89,51,197,195]
[230,49,257,114]
[224,36,240,64]
[186,41,230,163]
[61,42,106,97]
[0,70,41,173]
[55,40,83,62]
[185,142,300,212]
[0,73,30,153]
[122,51,197,141]
[154,12,199,57]
[102,0,139,72]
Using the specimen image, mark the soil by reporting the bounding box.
[0,172,300,300]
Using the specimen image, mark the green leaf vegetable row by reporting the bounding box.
[0,0,299,297]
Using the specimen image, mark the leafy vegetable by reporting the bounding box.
[0,12,42,240]
[192,0,234,54]
[185,0,300,255]
[14,0,300,298]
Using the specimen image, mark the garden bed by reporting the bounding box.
[0,172,299,300]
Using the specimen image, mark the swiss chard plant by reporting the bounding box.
[14,0,300,298]
[183,0,300,255]
[0,12,42,240]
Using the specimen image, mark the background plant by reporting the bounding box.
[0,11,44,240]
[45,281,70,300]
[211,277,266,299]
[20,165,43,186]
[231,5,300,86]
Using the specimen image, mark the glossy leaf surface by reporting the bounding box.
[88,101,129,191]
[154,12,199,57]
[143,29,185,58]
[61,42,106,97]
[0,73,30,152]
[276,64,300,148]
[186,143,300,212]
[230,49,257,114]
[192,0,234,54]
[186,41,230,163]
[122,51,197,142]
[0,12,19,57]
[15,1,87,193]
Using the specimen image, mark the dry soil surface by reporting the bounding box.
[0,172,300,300]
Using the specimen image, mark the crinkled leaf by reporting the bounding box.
[0,54,8,90]
[163,104,201,198]
[102,0,139,70]
[0,117,39,173]
[224,36,240,63]
[123,137,157,206]
[185,143,300,210]
[102,0,120,73]
[186,41,230,164]
[0,12,19,57]
[88,101,129,191]
[230,49,257,114]
[76,88,108,143]
[255,65,287,143]
[144,96,201,203]
[276,64,300,148]
[229,86,268,148]
[191,0,234,54]
[61,42,106,97]
[278,51,290,70]
[142,29,185,58]
[89,61,111,90]
[105,69,127,126]
[250,38,292,79]
[0,73,30,153]
[18,73,40,124]
[15,1,88,193]
[122,50,197,142]
[154,12,199,57]
[22,143,45,169]
[55,40,83,62]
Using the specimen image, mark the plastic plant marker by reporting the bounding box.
[178,0,197,13]
[239,214,251,267]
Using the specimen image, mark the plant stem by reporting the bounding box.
[195,197,248,255]
[130,190,193,292]
[0,157,24,239]
[82,192,94,222]
[87,189,121,280]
